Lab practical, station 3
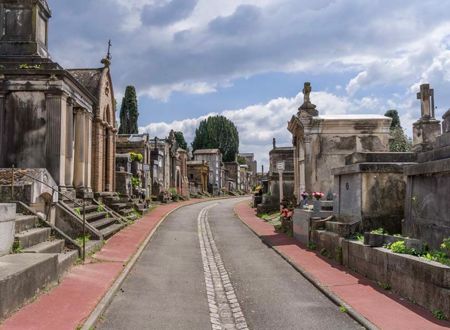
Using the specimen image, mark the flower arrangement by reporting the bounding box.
[301,191,309,200]
[312,192,325,200]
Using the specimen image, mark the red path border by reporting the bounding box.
[234,201,450,330]
[0,198,207,330]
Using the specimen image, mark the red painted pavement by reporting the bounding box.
[234,201,450,330]
[1,199,202,330]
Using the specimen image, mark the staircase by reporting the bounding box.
[14,214,78,276]
[63,199,126,239]
[97,192,142,221]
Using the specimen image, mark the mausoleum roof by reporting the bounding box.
[67,68,103,98]
[314,115,390,120]
[193,149,220,154]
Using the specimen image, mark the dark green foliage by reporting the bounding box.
[385,109,401,129]
[192,115,239,162]
[384,109,412,152]
[237,155,246,165]
[119,86,139,134]
[174,131,188,151]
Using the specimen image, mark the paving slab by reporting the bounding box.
[234,200,450,330]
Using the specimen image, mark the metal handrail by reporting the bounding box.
[11,168,89,260]
[14,200,82,256]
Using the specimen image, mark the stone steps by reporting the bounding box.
[100,223,125,238]
[57,250,79,277]
[85,211,108,222]
[14,215,38,233]
[0,253,59,320]
[22,239,65,254]
[90,217,117,230]
[15,228,51,249]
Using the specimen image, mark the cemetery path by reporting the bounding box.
[97,198,360,330]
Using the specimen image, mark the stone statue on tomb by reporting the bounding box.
[298,82,318,116]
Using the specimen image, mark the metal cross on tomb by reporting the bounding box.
[416,84,435,119]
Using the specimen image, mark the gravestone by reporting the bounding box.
[404,87,450,249]
[333,152,417,233]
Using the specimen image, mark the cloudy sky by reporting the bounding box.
[48,0,450,168]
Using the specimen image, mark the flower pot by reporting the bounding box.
[0,204,16,256]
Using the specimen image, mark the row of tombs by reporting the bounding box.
[0,0,258,320]
[255,82,450,319]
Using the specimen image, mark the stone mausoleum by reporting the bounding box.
[288,82,392,202]
[0,0,117,197]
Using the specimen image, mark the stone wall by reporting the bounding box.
[311,230,450,319]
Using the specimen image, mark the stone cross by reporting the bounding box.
[416,84,434,119]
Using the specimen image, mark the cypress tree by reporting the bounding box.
[192,115,239,162]
[119,86,139,134]
[174,131,188,150]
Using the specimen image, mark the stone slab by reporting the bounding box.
[0,253,58,319]
[345,152,417,165]
[332,162,412,176]
[404,157,450,176]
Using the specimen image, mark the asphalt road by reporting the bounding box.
[97,198,361,330]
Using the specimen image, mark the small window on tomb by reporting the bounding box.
[3,8,32,39]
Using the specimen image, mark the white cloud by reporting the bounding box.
[140,88,408,169]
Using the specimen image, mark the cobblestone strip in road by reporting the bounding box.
[198,205,249,330]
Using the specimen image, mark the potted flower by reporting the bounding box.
[312,192,325,200]
[312,192,324,214]
[300,191,309,208]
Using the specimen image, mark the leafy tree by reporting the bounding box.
[174,131,188,151]
[237,155,246,165]
[119,86,139,134]
[384,110,412,152]
[385,109,401,129]
[192,115,239,162]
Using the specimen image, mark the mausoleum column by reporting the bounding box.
[84,113,93,190]
[106,128,115,191]
[65,99,74,188]
[73,108,86,189]
[0,93,6,167]
[45,93,66,186]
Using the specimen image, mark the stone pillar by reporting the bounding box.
[106,128,115,191]
[303,135,313,193]
[0,93,6,167]
[64,99,74,188]
[413,83,442,152]
[45,93,66,186]
[84,113,92,190]
[73,109,86,189]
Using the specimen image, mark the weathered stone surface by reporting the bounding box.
[333,161,409,233]
[0,253,58,319]
[288,83,391,202]
[404,167,450,249]
[0,203,16,256]
[345,152,417,165]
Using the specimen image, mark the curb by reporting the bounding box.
[81,196,247,330]
[233,201,379,330]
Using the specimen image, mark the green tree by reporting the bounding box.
[385,109,401,129]
[192,115,239,162]
[384,110,412,152]
[119,86,139,134]
[174,131,188,151]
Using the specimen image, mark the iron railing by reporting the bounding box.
[10,167,90,260]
